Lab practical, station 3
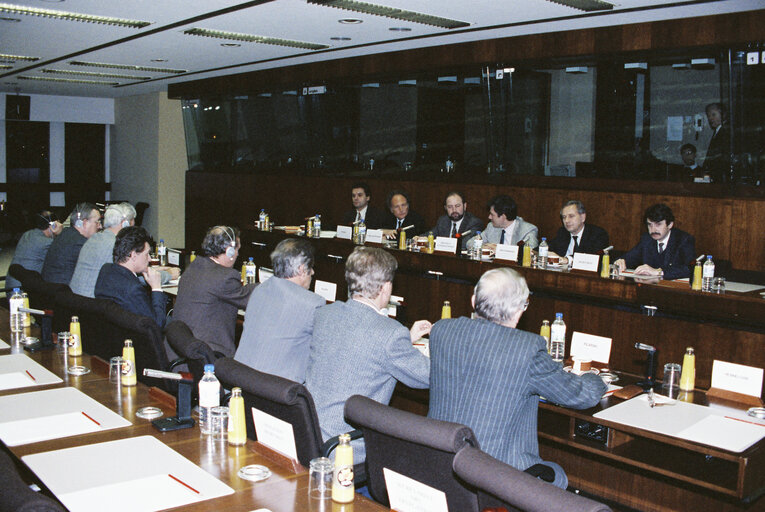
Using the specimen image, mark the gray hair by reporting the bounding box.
[271,239,314,278]
[345,247,397,299]
[103,204,126,228]
[120,202,137,222]
[70,202,97,227]
[560,200,585,216]
[474,268,529,324]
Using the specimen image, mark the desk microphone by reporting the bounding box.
[142,368,195,431]
[635,343,658,391]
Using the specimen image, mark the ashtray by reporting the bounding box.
[67,365,90,375]
[599,372,619,384]
[238,464,271,482]
[747,407,765,419]
[563,366,600,376]
[136,406,163,419]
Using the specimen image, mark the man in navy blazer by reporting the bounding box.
[339,182,386,229]
[95,226,168,328]
[615,203,695,280]
[382,190,426,237]
[548,200,609,264]
[428,268,606,489]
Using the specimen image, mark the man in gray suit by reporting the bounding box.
[306,247,431,462]
[428,267,606,489]
[478,195,538,249]
[235,238,325,383]
[172,226,256,356]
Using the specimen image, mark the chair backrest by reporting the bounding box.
[0,449,65,512]
[452,446,613,512]
[165,320,217,384]
[344,394,480,511]
[8,264,66,313]
[215,357,324,467]
[52,288,107,342]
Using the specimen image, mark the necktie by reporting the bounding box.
[658,242,665,254]
[356,212,361,222]
[450,222,457,238]
[572,235,579,253]
[397,219,402,230]
[499,229,505,245]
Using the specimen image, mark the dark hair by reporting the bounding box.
[680,143,696,154]
[271,238,315,278]
[71,202,97,227]
[644,203,675,225]
[705,102,725,116]
[444,191,466,204]
[487,195,517,221]
[352,182,371,197]
[35,210,58,230]
[560,200,585,216]
[113,226,154,264]
[386,190,410,209]
[201,226,240,257]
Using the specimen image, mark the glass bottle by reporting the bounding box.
[679,347,696,392]
[692,260,702,290]
[245,257,257,285]
[158,239,167,266]
[332,433,354,503]
[538,237,548,269]
[228,387,247,446]
[550,313,566,363]
[702,256,715,292]
[121,339,136,386]
[441,301,452,319]
[198,364,220,434]
[190,250,196,262]
[69,316,82,357]
[21,292,31,328]
[540,320,551,355]
[398,229,406,250]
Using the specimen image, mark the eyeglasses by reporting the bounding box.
[523,300,529,312]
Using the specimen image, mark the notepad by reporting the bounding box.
[0,354,62,390]
[0,371,35,390]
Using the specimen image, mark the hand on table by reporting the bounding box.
[409,320,432,342]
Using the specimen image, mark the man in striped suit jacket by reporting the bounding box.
[428,268,606,489]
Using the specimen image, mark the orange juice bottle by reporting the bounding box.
[522,244,532,267]
[69,316,82,357]
[228,387,247,446]
[122,339,137,386]
[692,261,702,290]
[540,320,551,354]
[679,347,695,392]
[441,301,451,319]
[332,433,354,503]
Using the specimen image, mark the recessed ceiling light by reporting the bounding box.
[0,53,40,62]
[544,0,613,11]
[42,68,150,80]
[150,58,167,62]
[69,60,186,74]
[0,3,151,28]
[311,1,468,29]
[0,15,20,21]
[184,27,328,50]
[338,18,362,24]
[220,43,241,47]
[4,81,18,85]
[330,36,351,41]
[388,27,411,32]
[39,0,65,2]
[19,75,119,86]
[0,65,12,70]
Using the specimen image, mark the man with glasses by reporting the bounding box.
[42,202,101,284]
[428,267,606,489]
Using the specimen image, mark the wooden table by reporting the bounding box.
[0,326,387,512]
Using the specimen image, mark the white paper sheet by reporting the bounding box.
[0,354,63,390]
[711,360,764,398]
[336,226,352,240]
[677,415,765,453]
[0,338,9,349]
[0,371,36,390]
[252,407,298,460]
[365,229,384,243]
[434,237,457,253]
[384,468,448,512]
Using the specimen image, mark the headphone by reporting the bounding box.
[36,212,56,231]
[74,210,84,229]
[221,226,237,259]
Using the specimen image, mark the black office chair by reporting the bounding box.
[164,320,218,396]
[52,288,108,343]
[0,449,65,512]
[344,394,480,511]
[453,446,613,512]
[7,264,66,314]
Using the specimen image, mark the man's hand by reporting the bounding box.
[143,267,162,290]
[483,242,497,251]
[634,264,662,276]
[409,320,432,342]
[157,266,180,280]
[614,258,627,272]
[381,229,396,239]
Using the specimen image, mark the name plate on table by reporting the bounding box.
[252,408,298,460]
[572,252,600,272]
[434,237,457,253]
[365,229,383,244]
[314,280,337,302]
[384,468,448,512]
[167,249,181,266]
[711,361,764,398]
[336,225,352,240]
[570,332,612,363]
[495,244,519,261]
[258,267,273,283]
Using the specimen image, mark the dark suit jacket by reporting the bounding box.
[172,257,256,357]
[548,224,610,257]
[339,206,386,229]
[95,263,168,328]
[383,211,426,235]
[41,227,87,284]
[621,228,695,280]
[428,212,485,250]
[703,125,730,183]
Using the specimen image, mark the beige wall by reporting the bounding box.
[112,91,186,247]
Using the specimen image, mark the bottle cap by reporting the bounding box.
[204,364,215,373]
[232,387,241,395]
[443,301,450,306]
[707,255,712,260]
[555,312,563,318]
[542,237,547,241]
[338,433,351,443]
[71,316,79,322]
[248,257,253,261]
[12,288,19,293]
[476,231,481,235]
[124,339,133,347]
[160,239,164,242]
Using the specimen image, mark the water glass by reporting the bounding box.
[662,363,682,397]
[712,277,726,294]
[57,332,70,353]
[109,357,124,384]
[308,457,334,500]
[210,406,229,442]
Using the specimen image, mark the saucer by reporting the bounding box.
[563,366,600,376]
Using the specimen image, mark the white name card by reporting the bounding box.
[252,407,298,460]
[336,225,352,240]
[167,249,181,266]
[314,280,337,302]
[495,244,519,261]
[434,236,457,253]
[570,331,612,363]
[384,468,448,512]
[711,360,764,398]
[258,267,273,283]
[365,229,383,244]
[572,252,600,272]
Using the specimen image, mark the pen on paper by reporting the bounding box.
[169,474,200,494]
[25,370,36,381]
[81,411,101,426]
[724,416,765,427]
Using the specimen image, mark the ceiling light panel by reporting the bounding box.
[0,53,40,62]
[19,75,119,85]
[42,68,151,80]
[307,0,469,29]
[0,3,152,28]
[545,0,614,12]
[183,27,329,50]
[69,61,186,74]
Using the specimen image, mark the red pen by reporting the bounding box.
[25,370,36,381]
[81,411,101,426]
[724,416,765,427]
[168,474,199,494]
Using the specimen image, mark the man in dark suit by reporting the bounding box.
[420,191,484,250]
[615,203,695,280]
[703,102,730,183]
[95,226,168,327]
[42,202,100,284]
[339,182,386,229]
[428,267,606,489]
[548,200,609,264]
[382,190,426,238]
[172,226,256,357]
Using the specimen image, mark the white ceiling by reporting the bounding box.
[0,0,762,98]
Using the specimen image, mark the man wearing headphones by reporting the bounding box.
[7,210,63,290]
[42,203,100,284]
[172,226,257,357]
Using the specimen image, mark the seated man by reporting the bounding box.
[382,190,426,238]
[428,267,606,489]
[615,203,695,280]
[172,226,256,357]
[305,247,431,461]
[235,238,325,382]
[42,203,100,284]
[679,143,706,182]
[339,182,386,229]
[548,200,609,264]
[95,226,167,327]
[6,211,62,290]
[479,195,538,249]
[419,191,484,250]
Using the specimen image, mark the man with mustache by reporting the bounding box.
[615,203,695,279]
[419,191,484,251]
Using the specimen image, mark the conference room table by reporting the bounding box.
[0,321,387,512]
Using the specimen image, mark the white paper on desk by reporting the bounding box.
[384,468,448,512]
[366,229,384,244]
[0,338,9,349]
[0,412,100,447]
[711,360,764,398]
[320,230,336,239]
[167,250,180,266]
[677,415,765,453]
[0,372,35,390]
[336,226,352,240]
[723,282,765,293]
[570,332,612,363]
[0,354,62,389]
[314,280,337,302]
[571,252,600,272]
[494,244,518,261]
[434,236,457,253]
[258,267,273,283]
[595,394,706,438]
[252,407,298,460]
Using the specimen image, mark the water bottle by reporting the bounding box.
[199,364,220,435]
[314,215,321,238]
[9,288,24,333]
[550,313,566,363]
[702,255,715,292]
[472,232,483,260]
[357,220,366,245]
[157,239,167,266]
[245,257,257,284]
[258,209,266,229]
[538,237,548,269]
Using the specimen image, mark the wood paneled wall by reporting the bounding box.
[186,171,765,271]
